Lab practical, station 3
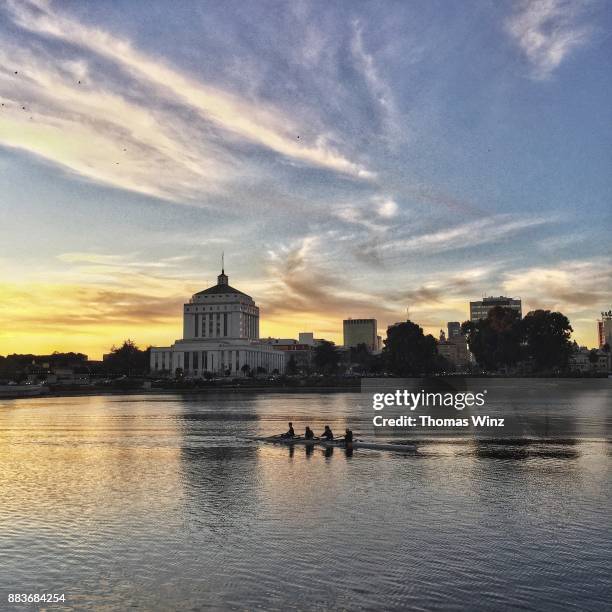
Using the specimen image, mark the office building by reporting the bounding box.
[598,310,612,348]
[343,318,377,351]
[470,296,522,322]
[447,321,462,338]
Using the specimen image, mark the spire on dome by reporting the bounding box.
[217,252,228,285]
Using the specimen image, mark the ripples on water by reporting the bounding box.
[0,386,610,611]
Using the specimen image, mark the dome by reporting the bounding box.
[191,268,253,302]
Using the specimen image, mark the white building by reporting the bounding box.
[150,267,285,377]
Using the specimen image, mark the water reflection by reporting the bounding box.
[470,439,581,460]
[0,387,610,611]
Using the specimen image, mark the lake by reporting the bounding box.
[1,381,610,611]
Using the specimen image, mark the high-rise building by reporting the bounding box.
[470,296,522,322]
[343,318,377,351]
[598,310,612,348]
[447,321,462,338]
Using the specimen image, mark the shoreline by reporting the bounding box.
[1,375,610,401]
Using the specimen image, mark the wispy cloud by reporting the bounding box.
[373,215,549,259]
[57,252,194,269]
[0,41,233,201]
[505,0,594,79]
[332,195,401,233]
[260,236,396,319]
[503,258,612,309]
[350,20,405,145]
[502,258,612,344]
[4,0,373,184]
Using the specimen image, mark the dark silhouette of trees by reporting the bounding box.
[349,343,372,373]
[462,307,573,372]
[313,340,339,374]
[520,310,573,371]
[0,352,88,382]
[348,343,385,374]
[286,355,298,375]
[241,363,251,377]
[383,321,439,376]
[104,340,150,375]
[461,307,522,371]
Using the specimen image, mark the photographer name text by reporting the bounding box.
[371,389,505,428]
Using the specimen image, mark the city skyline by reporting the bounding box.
[1,0,611,358]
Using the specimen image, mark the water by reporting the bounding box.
[0,383,610,611]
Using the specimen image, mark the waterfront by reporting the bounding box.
[1,384,611,611]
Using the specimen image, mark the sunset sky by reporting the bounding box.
[1,0,611,359]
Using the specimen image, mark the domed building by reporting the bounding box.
[150,266,285,377]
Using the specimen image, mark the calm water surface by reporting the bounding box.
[0,385,610,611]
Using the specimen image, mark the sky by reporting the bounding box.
[0,0,611,359]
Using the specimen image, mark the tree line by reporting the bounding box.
[0,307,589,382]
[310,306,578,376]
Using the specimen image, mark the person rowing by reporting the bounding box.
[304,426,315,440]
[280,422,295,438]
[343,428,354,448]
[320,425,334,441]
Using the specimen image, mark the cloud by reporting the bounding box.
[374,197,399,219]
[0,42,233,201]
[4,0,373,182]
[368,215,549,261]
[502,258,612,346]
[503,258,612,309]
[505,0,594,79]
[259,237,397,320]
[350,20,405,144]
[333,203,395,233]
[57,252,194,269]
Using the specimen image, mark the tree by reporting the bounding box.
[383,321,439,376]
[461,307,522,371]
[286,355,298,375]
[313,340,339,374]
[241,363,251,377]
[255,366,267,375]
[104,340,150,376]
[520,310,573,371]
[350,343,374,374]
[588,349,600,366]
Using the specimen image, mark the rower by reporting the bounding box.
[281,422,295,438]
[320,425,334,440]
[344,428,353,446]
[304,426,315,440]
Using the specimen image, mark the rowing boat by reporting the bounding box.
[253,436,416,453]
